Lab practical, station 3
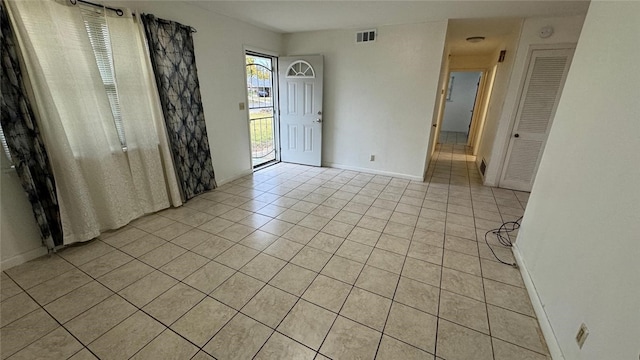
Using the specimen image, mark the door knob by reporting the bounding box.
[314,119,322,123]
[432,124,437,128]
[514,133,520,138]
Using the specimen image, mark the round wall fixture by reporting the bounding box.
[539,26,554,39]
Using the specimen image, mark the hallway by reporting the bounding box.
[1,144,544,360]
[439,131,469,145]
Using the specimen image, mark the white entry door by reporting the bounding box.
[278,56,323,166]
[499,48,574,191]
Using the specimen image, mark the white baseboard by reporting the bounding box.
[512,244,565,360]
[322,162,423,182]
[1,246,48,271]
[216,168,254,187]
[220,163,425,183]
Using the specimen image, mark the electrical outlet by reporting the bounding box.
[576,323,589,349]
[239,102,245,110]
[370,155,375,161]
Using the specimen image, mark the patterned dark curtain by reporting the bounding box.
[141,14,216,200]
[0,1,63,248]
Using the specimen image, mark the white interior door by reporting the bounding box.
[499,48,574,191]
[278,56,323,166]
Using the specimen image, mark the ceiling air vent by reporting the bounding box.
[356,29,377,43]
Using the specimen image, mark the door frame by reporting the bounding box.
[436,68,490,149]
[425,50,450,177]
[470,64,498,156]
[467,68,494,153]
[243,46,280,170]
[496,43,576,190]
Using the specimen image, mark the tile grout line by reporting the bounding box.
[62,239,212,358]
[209,160,536,358]
[462,145,499,360]
[371,154,441,359]
[41,215,265,358]
[234,168,382,358]
[2,256,107,360]
[247,169,389,358]
[432,143,453,360]
[2,151,540,360]
[7,169,336,355]
[149,150,405,358]
[152,165,339,358]
[3,165,326,358]
[317,178,406,358]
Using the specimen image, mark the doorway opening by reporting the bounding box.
[245,51,279,168]
[439,71,482,145]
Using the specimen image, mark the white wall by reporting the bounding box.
[515,2,640,359]
[474,24,522,179]
[1,155,47,270]
[284,21,447,179]
[478,14,585,186]
[110,1,284,184]
[449,54,494,70]
[441,71,481,132]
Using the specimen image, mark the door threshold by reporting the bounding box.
[253,160,280,172]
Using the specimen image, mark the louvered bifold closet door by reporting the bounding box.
[499,48,574,191]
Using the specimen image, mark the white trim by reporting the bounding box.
[244,45,279,58]
[322,162,423,182]
[512,243,565,360]
[242,46,254,173]
[1,246,48,271]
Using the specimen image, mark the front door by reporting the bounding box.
[499,48,574,191]
[278,56,323,166]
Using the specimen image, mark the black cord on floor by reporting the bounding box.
[484,216,523,267]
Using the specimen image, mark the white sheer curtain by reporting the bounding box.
[6,0,181,245]
[107,9,183,209]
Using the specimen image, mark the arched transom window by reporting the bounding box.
[286,60,315,78]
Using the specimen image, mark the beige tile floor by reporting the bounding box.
[0,144,546,360]
[439,131,468,145]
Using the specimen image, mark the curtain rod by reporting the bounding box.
[68,0,197,33]
[69,0,124,16]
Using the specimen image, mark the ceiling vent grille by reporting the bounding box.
[356,29,377,43]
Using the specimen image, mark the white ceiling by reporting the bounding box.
[447,18,523,55]
[188,1,590,34]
